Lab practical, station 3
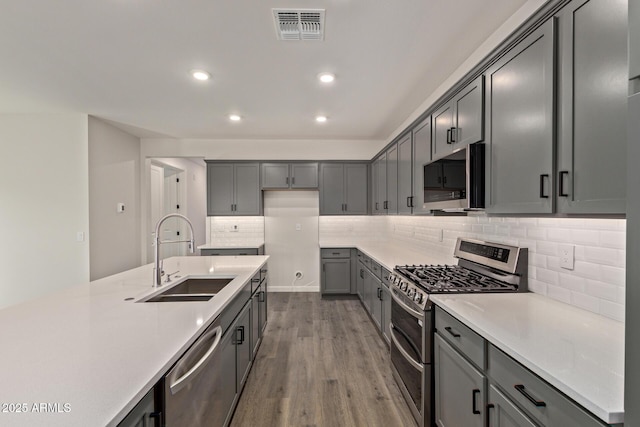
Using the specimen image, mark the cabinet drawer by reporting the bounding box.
[371,261,382,279]
[321,248,351,258]
[381,267,391,287]
[488,344,607,427]
[435,307,485,369]
[201,248,259,256]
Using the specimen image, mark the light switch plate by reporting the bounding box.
[559,244,575,270]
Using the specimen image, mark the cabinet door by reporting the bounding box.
[259,279,267,335]
[370,277,383,330]
[291,163,318,188]
[556,0,627,214]
[453,75,484,147]
[381,285,391,345]
[207,163,235,215]
[261,163,290,189]
[321,258,351,294]
[357,263,365,301]
[434,334,485,427]
[376,154,387,214]
[432,102,455,160]
[319,163,345,215]
[397,134,413,214]
[235,303,252,391]
[487,384,537,427]
[386,144,398,215]
[251,286,261,358]
[371,159,378,214]
[344,163,368,214]
[485,20,555,214]
[234,163,261,215]
[412,116,432,214]
[362,268,374,313]
[117,388,156,427]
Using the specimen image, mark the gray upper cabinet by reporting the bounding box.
[207,163,260,216]
[386,144,398,215]
[397,134,413,214]
[432,75,484,161]
[374,153,387,215]
[412,116,432,215]
[261,162,318,189]
[556,0,627,214]
[319,163,368,215]
[485,19,555,214]
[631,0,640,80]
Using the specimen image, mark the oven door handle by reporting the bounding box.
[390,288,424,320]
[390,326,424,372]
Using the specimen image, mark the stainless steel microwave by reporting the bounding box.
[422,142,485,211]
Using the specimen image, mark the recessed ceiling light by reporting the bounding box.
[318,73,335,83]
[191,70,210,81]
[229,114,242,122]
[316,115,328,123]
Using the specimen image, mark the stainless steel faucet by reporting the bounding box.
[153,213,195,287]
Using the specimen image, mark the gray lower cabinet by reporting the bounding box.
[487,384,538,427]
[369,270,383,330]
[488,344,608,427]
[397,133,413,214]
[485,19,555,214]
[319,163,368,215]
[380,284,391,345]
[412,116,432,214]
[356,260,365,300]
[261,163,318,189]
[434,333,485,427]
[321,248,351,294]
[235,303,252,392]
[117,389,158,427]
[207,163,260,216]
[556,0,627,214]
[251,284,261,357]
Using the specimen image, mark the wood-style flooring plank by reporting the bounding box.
[230,293,418,427]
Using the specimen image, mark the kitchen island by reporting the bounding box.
[0,255,268,427]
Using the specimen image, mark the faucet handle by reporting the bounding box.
[165,270,180,283]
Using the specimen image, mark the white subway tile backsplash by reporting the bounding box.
[599,300,625,322]
[570,229,600,246]
[570,292,600,313]
[536,268,559,286]
[546,284,572,304]
[585,280,619,302]
[599,231,626,250]
[583,246,625,267]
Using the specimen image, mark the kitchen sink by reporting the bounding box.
[141,277,235,303]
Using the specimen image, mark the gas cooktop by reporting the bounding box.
[394,264,517,293]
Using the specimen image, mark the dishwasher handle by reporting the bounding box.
[168,325,223,395]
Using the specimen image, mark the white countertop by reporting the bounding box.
[319,239,454,271]
[197,241,264,250]
[431,293,624,424]
[0,255,268,427]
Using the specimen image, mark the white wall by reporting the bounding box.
[141,138,383,160]
[0,113,89,309]
[88,117,141,280]
[264,192,320,292]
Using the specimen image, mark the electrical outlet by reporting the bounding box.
[559,244,575,270]
[231,224,239,232]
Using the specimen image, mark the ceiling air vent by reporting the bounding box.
[273,9,325,41]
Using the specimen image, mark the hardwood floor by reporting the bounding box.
[230,292,417,427]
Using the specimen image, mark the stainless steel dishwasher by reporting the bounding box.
[164,317,236,427]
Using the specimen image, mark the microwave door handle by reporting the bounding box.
[168,326,223,395]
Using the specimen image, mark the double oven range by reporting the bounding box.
[388,238,528,427]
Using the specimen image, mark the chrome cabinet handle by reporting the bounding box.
[169,326,223,395]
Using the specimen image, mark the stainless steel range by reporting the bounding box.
[388,238,528,427]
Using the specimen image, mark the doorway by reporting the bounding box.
[149,161,186,262]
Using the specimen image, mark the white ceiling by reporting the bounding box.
[0,0,528,140]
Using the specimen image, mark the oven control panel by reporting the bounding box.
[389,273,427,310]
